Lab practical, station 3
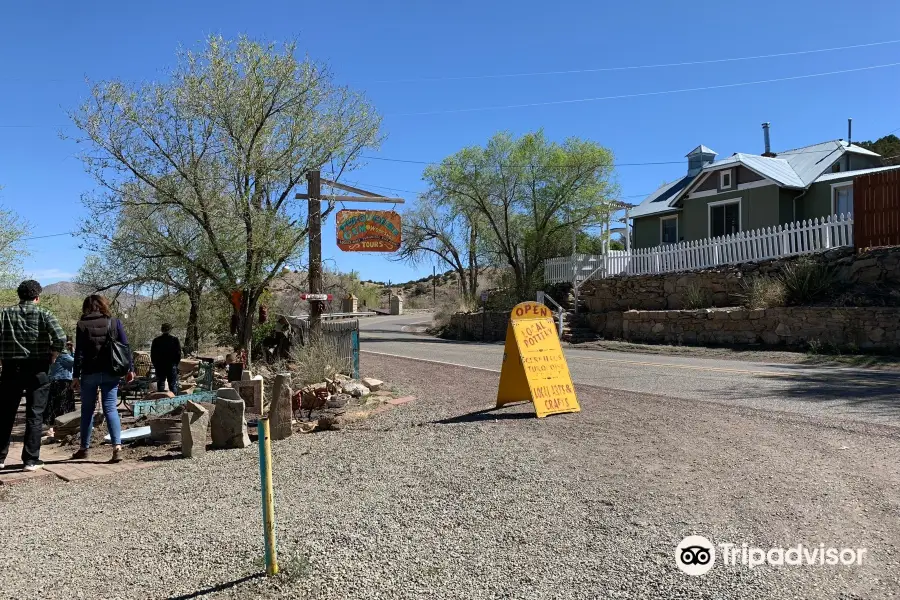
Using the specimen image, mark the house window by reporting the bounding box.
[720,170,733,190]
[660,215,678,244]
[832,183,853,217]
[709,200,741,238]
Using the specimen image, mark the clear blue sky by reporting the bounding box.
[2,0,899,285]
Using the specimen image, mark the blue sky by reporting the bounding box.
[2,0,899,285]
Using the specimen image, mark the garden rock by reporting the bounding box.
[361,378,383,392]
[216,387,242,401]
[181,401,209,458]
[327,393,352,408]
[211,398,250,449]
[343,381,370,398]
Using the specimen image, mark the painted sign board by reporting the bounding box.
[300,293,333,301]
[496,301,580,418]
[336,210,402,252]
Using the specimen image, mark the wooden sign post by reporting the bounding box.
[496,301,580,418]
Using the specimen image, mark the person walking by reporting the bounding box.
[150,323,181,395]
[71,294,134,462]
[45,339,76,440]
[0,280,67,472]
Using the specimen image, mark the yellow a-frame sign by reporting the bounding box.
[496,301,580,418]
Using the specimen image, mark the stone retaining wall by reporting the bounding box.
[586,307,900,350]
[446,311,509,342]
[578,247,900,312]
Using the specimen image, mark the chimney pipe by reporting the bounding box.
[761,122,776,157]
[848,118,853,146]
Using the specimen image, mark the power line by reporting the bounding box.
[374,39,900,84]
[389,61,900,116]
[21,232,74,241]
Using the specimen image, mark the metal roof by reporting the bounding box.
[686,145,717,156]
[814,164,900,182]
[777,140,845,186]
[707,153,805,188]
[628,176,689,218]
[631,139,886,219]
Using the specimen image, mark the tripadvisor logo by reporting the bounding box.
[676,536,716,576]
[675,536,867,576]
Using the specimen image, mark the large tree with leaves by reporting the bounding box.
[0,198,30,289]
[421,131,619,298]
[77,190,214,354]
[70,36,382,356]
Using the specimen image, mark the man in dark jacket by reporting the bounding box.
[0,280,67,471]
[150,323,182,395]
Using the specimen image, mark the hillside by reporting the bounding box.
[43,281,148,307]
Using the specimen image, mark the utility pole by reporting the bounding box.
[307,170,323,339]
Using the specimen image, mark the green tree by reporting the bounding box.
[78,192,214,355]
[421,131,619,298]
[857,134,900,166]
[0,198,30,289]
[69,36,382,358]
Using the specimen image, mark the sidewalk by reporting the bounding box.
[0,406,156,486]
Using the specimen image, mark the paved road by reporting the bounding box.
[360,313,900,427]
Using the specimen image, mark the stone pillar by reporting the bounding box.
[270,373,293,441]
[181,401,210,458]
[342,294,358,313]
[390,294,404,315]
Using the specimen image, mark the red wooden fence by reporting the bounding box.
[854,169,900,248]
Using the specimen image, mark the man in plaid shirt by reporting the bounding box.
[0,280,67,471]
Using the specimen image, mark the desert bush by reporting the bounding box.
[778,257,836,305]
[739,275,787,309]
[289,335,353,386]
[432,296,478,330]
[681,284,712,309]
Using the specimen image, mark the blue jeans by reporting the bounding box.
[155,364,179,396]
[80,372,122,448]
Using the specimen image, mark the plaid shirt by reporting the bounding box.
[0,301,67,361]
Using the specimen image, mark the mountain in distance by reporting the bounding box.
[42,281,149,306]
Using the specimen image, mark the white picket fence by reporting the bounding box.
[544,214,854,284]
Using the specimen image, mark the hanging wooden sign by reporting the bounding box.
[496,301,580,418]
[336,210,402,252]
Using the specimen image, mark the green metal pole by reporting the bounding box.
[257,417,279,575]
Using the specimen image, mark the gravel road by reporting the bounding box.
[1,353,898,599]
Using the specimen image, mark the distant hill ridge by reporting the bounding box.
[43,281,148,306]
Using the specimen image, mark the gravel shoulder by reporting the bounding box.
[569,338,900,371]
[1,353,898,599]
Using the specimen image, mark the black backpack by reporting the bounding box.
[105,318,132,377]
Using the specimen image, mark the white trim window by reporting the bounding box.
[660,215,678,245]
[831,182,854,217]
[708,198,741,238]
[719,169,733,190]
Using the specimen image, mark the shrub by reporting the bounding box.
[739,275,787,309]
[681,284,712,309]
[778,257,836,305]
[289,334,353,386]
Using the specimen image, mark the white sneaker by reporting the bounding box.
[23,461,44,472]
[0,462,5,469]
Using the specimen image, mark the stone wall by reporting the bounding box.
[586,307,900,350]
[577,246,900,312]
[446,311,509,342]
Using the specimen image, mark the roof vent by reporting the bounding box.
[686,145,718,176]
[761,123,776,157]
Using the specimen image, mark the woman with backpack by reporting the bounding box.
[71,294,134,462]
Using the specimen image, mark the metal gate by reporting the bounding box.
[285,317,360,379]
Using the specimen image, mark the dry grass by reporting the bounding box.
[289,335,353,386]
[739,275,787,309]
[681,284,713,309]
[778,257,837,305]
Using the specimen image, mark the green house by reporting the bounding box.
[629,125,899,250]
